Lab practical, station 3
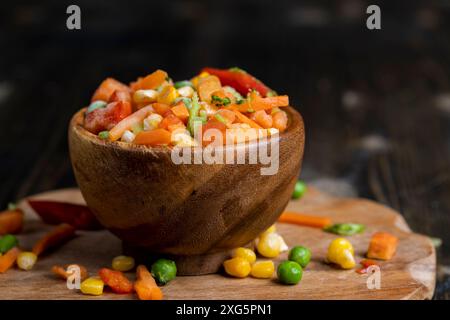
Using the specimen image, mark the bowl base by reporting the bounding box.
[122,243,232,275]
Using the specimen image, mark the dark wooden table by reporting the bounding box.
[1,0,449,299]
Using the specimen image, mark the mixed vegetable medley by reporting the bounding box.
[82,67,290,147]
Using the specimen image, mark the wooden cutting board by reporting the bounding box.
[0,187,435,300]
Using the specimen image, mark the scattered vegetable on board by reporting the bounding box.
[28,200,102,230]
[292,180,307,199]
[52,264,88,281]
[356,259,379,274]
[278,212,332,229]
[134,265,163,300]
[277,261,303,285]
[326,238,356,269]
[0,205,23,235]
[324,223,365,236]
[151,259,177,285]
[98,268,134,294]
[112,255,135,272]
[367,232,398,260]
[32,224,76,256]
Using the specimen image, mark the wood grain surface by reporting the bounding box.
[0,186,435,300]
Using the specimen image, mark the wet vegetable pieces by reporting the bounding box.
[82,67,290,147]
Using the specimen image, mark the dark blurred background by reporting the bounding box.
[1,0,449,298]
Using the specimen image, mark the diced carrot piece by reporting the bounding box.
[0,247,20,273]
[91,78,130,102]
[52,264,88,280]
[134,265,163,300]
[272,110,288,132]
[198,75,222,102]
[32,224,76,256]
[252,110,273,129]
[232,95,289,112]
[159,113,183,130]
[131,70,168,90]
[216,109,236,124]
[167,123,186,132]
[134,129,172,146]
[152,103,171,115]
[108,106,154,141]
[0,208,23,235]
[232,110,263,129]
[278,212,332,228]
[202,120,227,146]
[171,103,190,122]
[367,232,398,260]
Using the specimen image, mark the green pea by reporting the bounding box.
[98,131,110,140]
[288,246,311,268]
[277,261,302,285]
[151,259,177,285]
[0,234,18,254]
[324,223,365,236]
[86,100,107,114]
[174,80,194,89]
[292,180,307,199]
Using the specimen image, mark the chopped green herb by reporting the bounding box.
[188,93,204,136]
[223,86,244,101]
[98,131,110,140]
[173,97,192,109]
[228,67,246,73]
[211,95,231,106]
[214,113,227,124]
[266,90,278,97]
[7,203,17,211]
[174,80,194,89]
[324,223,365,236]
[236,99,245,105]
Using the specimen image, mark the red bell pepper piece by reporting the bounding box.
[99,268,134,294]
[28,200,102,230]
[356,259,379,274]
[201,67,272,97]
[84,100,132,134]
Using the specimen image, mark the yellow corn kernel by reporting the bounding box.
[256,232,282,258]
[112,255,135,272]
[133,89,158,104]
[260,224,276,237]
[191,71,210,88]
[327,238,356,269]
[223,257,251,278]
[232,247,256,264]
[250,261,275,279]
[157,85,178,105]
[80,277,104,296]
[17,252,37,271]
[177,86,194,98]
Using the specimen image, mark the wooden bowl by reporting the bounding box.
[68,107,305,275]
